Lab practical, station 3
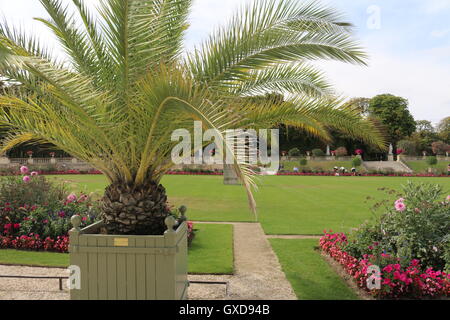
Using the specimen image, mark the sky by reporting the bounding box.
[0,0,449,124]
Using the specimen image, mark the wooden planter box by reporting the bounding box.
[69,216,188,300]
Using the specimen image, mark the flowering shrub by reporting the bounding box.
[345,182,450,271]
[0,167,100,253]
[320,182,450,299]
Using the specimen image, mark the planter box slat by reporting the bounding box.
[135,253,146,300]
[116,253,127,300]
[107,253,117,300]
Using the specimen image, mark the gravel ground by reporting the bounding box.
[0,223,296,300]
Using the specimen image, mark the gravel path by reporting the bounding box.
[0,222,296,300]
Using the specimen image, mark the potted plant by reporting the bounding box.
[0,0,385,300]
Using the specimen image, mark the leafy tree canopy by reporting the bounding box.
[368,94,416,146]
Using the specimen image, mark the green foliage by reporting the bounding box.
[368,94,416,145]
[437,117,450,143]
[351,156,362,167]
[0,175,66,209]
[431,141,449,155]
[426,156,438,166]
[288,147,301,157]
[344,182,450,270]
[299,158,308,166]
[311,148,325,157]
[398,139,417,156]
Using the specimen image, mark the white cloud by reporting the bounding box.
[431,28,450,38]
[316,47,450,124]
[185,0,252,50]
[423,0,450,13]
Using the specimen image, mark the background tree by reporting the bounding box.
[397,139,417,156]
[368,94,416,158]
[437,117,450,144]
[410,120,438,155]
[344,97,370,117]
[431,141,450,155]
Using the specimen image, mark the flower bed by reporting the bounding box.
[320,182,450,299]
[0,167,100,253]
[320,232,450,299]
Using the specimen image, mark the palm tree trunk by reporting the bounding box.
[101,181,170,235]
[223,164,241,185]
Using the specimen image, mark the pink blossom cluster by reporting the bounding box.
[19,166,39,183]
[0,234,69,253]
[320,231,450,299]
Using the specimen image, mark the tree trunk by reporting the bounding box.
[101,180,169,235]
[223,164,240,185]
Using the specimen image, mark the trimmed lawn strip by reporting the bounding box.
[0,249,69,268]
[0,224,234,275]
[188,223,234,274]
[270,239,359,300]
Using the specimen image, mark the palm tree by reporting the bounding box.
[0,0,385,235]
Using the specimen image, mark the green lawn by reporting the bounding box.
[405,160,448,174]
[270,239,359,300]
[0,224,234,275]
[50,175,450,235]
[188,224,234,274]
[0,249,69,268]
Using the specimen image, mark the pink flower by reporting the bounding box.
[446,195,450,202]
[13,223,20,229]
[20,166,29,174]
[395,198,405,204]
[31,171,39,176]
[395,202,406,212]
[23,176,31,183]
[383,265,393,273]
[66,193,77,203]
